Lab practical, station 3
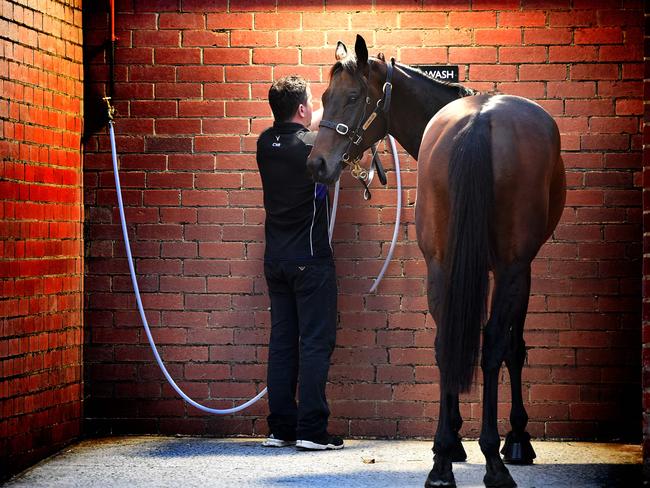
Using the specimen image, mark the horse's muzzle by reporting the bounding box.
[306,155,333,184]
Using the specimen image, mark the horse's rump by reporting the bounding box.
[417,94,562,393]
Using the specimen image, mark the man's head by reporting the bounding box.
[268,75,313,127]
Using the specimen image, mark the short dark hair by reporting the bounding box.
[268,75,308,122]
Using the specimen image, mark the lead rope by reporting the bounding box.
[105,98,266,415]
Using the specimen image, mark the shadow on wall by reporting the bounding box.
[82,1,111,142]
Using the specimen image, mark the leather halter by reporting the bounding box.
[318,58,395,197]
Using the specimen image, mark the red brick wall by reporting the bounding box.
[84,1,642,441]
[642,3,650,479]
[0,0,84,480]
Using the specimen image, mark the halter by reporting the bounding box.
[319,58,395,198]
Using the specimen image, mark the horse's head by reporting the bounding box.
[307,35,391,184]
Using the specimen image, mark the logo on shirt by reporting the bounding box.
[272,136,281,147]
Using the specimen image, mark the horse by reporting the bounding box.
[306,35,566,488]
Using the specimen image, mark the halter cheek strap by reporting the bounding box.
[381,58,394,115]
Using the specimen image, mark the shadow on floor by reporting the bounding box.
[2,437,643,488]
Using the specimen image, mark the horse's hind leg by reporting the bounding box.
[501,264,536,465]
[449,394,467,462]
[427,388,460,487]
[480,263,531,488]
[425,259,458,487]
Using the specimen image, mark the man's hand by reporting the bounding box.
[309,106,323,131]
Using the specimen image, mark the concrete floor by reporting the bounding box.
[2,436,643,488]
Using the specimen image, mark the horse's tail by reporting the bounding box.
[439,109,494,394]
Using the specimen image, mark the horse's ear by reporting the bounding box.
[377,52,385,62]
[335,41,347,61]
[354,34,369,68]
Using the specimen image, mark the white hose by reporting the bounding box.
[109,120,266,415]
[328,178,340,244]
[369,135,402,293]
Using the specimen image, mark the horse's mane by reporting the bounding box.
[330,57,476,97]
[398,63,477,97]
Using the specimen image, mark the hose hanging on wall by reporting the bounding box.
[369,135,402,293]
[102,1,267,415]
[107,100,268,414]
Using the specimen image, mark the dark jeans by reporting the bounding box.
[264,259,337,441]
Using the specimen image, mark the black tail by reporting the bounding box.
[438,109,494,393]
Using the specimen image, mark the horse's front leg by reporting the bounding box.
[502,264,536,465]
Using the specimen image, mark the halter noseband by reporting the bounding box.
[319,58,395,183]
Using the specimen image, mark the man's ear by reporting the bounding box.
[335,41,347,61]
[354,34,369,76]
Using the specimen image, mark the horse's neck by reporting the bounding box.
[388,67,463,159]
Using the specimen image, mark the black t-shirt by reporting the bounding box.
[256,121,332,262]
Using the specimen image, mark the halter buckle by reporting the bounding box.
[351,133,362,145]
[336,123,349,135]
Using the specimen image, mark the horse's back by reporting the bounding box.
[416,94,565,265]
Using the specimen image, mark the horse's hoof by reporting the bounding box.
[501,431,536,465]
[425,468,456,487]
[483,469,517,488]
[425,455,456,487]
[450,437,467,463]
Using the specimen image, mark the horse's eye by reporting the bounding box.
[347,96,358,105]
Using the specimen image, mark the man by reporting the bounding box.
[256,75,343,451]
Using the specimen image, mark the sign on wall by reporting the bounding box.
[415,65,459,83]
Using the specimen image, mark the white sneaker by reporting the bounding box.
[296,435,344,450]
[262,434,296,448]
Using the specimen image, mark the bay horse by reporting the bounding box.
[306,35,566,488]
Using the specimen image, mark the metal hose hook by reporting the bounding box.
[107,106,266,415]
